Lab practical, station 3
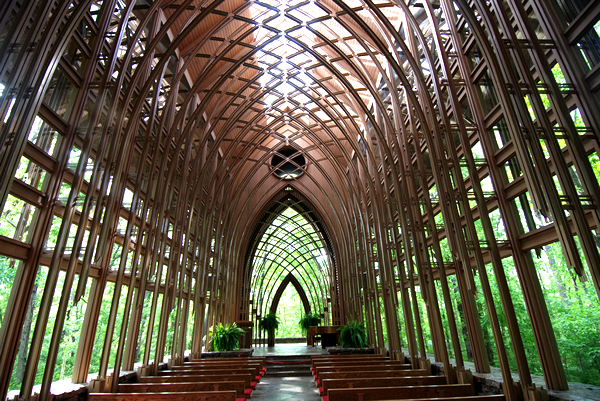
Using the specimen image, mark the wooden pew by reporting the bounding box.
[174,363,261,367]
[117,382,248,400]
[313,361,412,374]
[184,359,266,374]
[184,359,265,370]
[188,357,265,365]
[311,355,387,366]
[88,390,237,401]
[162,367,262,386]
[315,360,406,369]
[169,363,262,378]
[160,367,259,377]
[394,397,505,401]
[315,362,411,371]
[192,356,265,361]
[157,368,260,389]
[315,364,413,382]
[317,369,428,383]
[311,355,390,375]
[312,357,388,366]
[139,373,255,389]
[312,355,387,362]
[325,383,474,401]
[320,375,446,396]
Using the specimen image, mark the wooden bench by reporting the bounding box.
[311,355,390,374]
[315,360,406,369]
[160,367,259,377]
[184,359,266,374]
[325,383,474,401]
[189,357,265,364]
[175,362,260,366]
[88,390,237,401]
[184,359,265,370]
[317,369,428,384]
[315,364,413,382]
[316,362,411,372]
[139,373,255,389]
[312,355,387,362]
[158,368,260,388]
[311,355,387,366]
[192,356,265,362]
[175,361,262,368]
[118,381,249,400]
[320,375,446,396]
[169,363,262,378]
[391,396,505,401]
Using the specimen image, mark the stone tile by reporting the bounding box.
[253,343,328,357]
[251,344,323,400]
[252,376,321,400]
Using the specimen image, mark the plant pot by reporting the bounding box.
[267,330,275,347]
[327,347,375,355]
[200,348,255,358]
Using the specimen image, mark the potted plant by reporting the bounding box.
[259,313,279,347]
[210,322,245,351]
[299,312,322,334]
[338,320,368,348]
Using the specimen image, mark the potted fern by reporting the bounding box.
[210,322,245,351]
[299,312,322,334]
[259,313,279,347]
[335,320,369,352]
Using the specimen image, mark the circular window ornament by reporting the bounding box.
[271,147,306,179]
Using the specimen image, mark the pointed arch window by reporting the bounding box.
[250,205,330,322]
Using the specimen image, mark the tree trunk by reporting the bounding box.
[15,283,38,385]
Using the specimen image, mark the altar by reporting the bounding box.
[307,325,341,348]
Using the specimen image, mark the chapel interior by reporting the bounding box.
[1,0,600,400]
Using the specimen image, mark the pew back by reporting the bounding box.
[188,357,264,365]
[320,375,446,395]
[392,397,505,401]
[326,384,474,401]
[88,390,237,401]
[171,362,261,374]
[139,374,253,388]
[159,367,257,377]
[315,360,406,368]
[318,369,428,382]
[316,364,413,381]
[117,381,246,397]
[312,355,386,363]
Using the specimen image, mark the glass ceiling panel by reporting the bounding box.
[247,0,380,117]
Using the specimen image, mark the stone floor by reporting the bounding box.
[251,343,326,400]
[253,343,328,357]
[251,375,321,401]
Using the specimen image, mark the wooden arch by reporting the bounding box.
[269,273,311,315]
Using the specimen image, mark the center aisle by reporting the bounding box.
[251,343,326,400]
[250,376,321,400]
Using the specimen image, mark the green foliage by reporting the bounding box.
[210,322,244,352]
[299,312,321,334]
[0,194,35,241]
[532,242,600,385]
[250,206,330,335]
[276,285,304,338]
[89,280,127,376]
[338,320,368,348]
[259,313,279,333]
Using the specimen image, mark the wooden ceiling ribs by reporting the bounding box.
[1,1,600,399]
